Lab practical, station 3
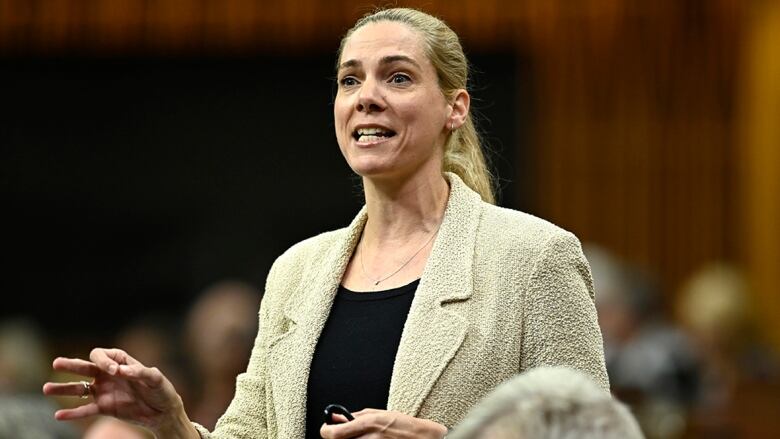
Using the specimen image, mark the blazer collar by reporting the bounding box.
[267,173,484,435]
[267,209,366,437]
[387,172,483,415]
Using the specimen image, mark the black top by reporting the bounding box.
[304,279,419,439]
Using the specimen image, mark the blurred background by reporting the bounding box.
[1,0,778,437]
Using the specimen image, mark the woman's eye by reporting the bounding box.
[390,74,411,84]
[340,77,358,87]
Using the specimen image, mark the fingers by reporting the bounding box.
[89,348,120,375]
[54,402,100,421]
[320,416,370,439]
[116,364,164,388]
[351,409,377,417]
[330,413,350,424]
[51,357,101,377]
[320,408,381,438]
[47,350,163,393]
[89,348,142,375]
[321,410,439,439]
[42,381,91,398]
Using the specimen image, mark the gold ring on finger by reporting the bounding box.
[80,380,93,399]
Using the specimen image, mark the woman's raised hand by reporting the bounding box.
[42,348,199,438]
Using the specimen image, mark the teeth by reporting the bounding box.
[358,135,385,142]
[357,127,389,136]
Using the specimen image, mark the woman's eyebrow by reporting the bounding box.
[338,59,360,71]
[380,55,420,68]
[338,55,420,72]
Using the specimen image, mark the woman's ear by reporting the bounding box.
[448,89,471,130]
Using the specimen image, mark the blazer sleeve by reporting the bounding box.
[519,231,610,391]
[192,262,282,438]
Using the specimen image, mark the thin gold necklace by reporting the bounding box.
[359,223,441,286]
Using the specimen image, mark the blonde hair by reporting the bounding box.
[338,7,496,204]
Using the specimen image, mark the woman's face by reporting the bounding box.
[334,21,452,181]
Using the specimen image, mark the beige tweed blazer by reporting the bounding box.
[194,173,608,439]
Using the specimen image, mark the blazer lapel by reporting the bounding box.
[267,208,367,438]
[387,173,483,416]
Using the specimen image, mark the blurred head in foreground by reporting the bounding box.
[449,366,644,439]
[82,417,151,439]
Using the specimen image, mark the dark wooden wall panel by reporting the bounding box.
[2,0,777,350]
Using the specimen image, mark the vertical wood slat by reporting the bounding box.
[739,0,780,352]
[528,1,740,308]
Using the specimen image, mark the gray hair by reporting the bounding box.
[449,366,644,439]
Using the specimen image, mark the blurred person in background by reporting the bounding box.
[676,263,780,437]
[43,7,608,439]
[78,315,194,438]
[449,366,643,439]
[585,245,701,439]
[183,280,261,430]
[114,315,192,404]
[77,281,261,436]
[0,319,78,439]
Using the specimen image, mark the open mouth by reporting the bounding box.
[352,127,397,143]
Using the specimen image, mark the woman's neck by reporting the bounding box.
[361,171,449,245]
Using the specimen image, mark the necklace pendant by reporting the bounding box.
[374,281,380,286]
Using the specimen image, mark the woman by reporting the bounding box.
[43,8,608,439]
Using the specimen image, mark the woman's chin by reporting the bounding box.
[348,160,396,179]
[349,158,440,185]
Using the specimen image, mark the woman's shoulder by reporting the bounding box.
[478,203,581,254]
[475,203,594,300]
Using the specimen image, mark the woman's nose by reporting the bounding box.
[355,79,385,113]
